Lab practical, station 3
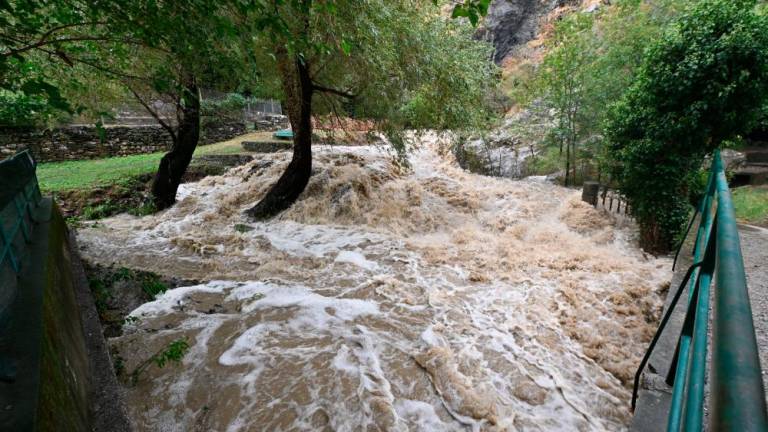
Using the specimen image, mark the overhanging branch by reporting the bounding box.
[34,46,151,81]
[127,85,177,143]
[312,83,355,99]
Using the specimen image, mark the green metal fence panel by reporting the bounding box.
[0,150,43,383]
[0,150,42,274]
[632,150,768,431]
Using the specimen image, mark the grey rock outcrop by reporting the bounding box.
[478,0,581,64]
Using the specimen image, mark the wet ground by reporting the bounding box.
[740,224,768,397]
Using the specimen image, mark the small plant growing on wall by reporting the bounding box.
[130,338,190,385]
[140,275,168,299]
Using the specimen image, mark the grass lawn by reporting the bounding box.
[37,131,275,192]
[732,185,768,227]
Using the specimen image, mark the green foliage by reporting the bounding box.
[0,1,114,119]
[526,146,566,177]
[238,0,499,159]
[113,354,126,377]
[392,21,498,132]
[64,215,83,229]
[509,0,767,250]
[37,136,248,193]
[87,265,166,318]
[0,89,58,126]
[130,201,157,217]
[452,0,492,26]
[140,275,168,299]
[88,276,112,316]
[152,339,190,368]
[130,338,190,385]
[509,0,690,184]
[123,315,139,325]
[234,223,255,233]
[609,0,768,150]
[82,199,122,220]
[607,0,768,252]
[201,93,248,117]
[82,194,149,219]
[533,12,596,185]
[1,0,253,132]
[115,267,133,281]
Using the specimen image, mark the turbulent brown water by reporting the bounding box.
[77,135,670,431]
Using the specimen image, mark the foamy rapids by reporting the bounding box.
[77,134,670,431]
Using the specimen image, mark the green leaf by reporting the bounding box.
[341,39,352,56]
[468,10,479,26]
[452,5,469,19]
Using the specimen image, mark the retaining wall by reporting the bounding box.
[0,200,130,431]
[0,121,246,162]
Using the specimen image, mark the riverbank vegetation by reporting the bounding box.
[505,0,768,252]
[733,186,768,227]
[2,0,498,214]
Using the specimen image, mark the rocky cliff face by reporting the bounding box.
[478,0,587,64]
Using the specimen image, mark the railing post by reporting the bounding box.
[681,218,717,431]
[581,181,600,206]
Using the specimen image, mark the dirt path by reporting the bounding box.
[740,224,768,396]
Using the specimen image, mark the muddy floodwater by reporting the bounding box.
[77,136,670,431]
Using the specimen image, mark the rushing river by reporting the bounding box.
[77,136,669,431]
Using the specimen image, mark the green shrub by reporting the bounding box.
[129,338,190,385]
[201,93,248,119]
[607,0,768,253]
[140,276,168,299]
[128,200,157,217]
[82,200,123,220]
[0,89,60,127]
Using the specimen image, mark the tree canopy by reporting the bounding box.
[2,0,498,213]
[232,0,498,219]
[607,0,768,251]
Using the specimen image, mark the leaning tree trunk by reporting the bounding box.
[564,138,571,187]
[151,76,201,210]
[245,54,314,220]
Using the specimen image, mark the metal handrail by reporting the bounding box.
[0,150,42,274]
[710,152,767,431]
[632,150,768,431]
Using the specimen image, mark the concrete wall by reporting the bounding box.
[36,203,91,431]
[0,201,130,431]
[0,120,246,162]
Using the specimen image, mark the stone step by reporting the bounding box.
[745,148,768,164]
[241,141,292,153]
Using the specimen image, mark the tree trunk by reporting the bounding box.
[245,53,314,220]
[564,138,571,187]
[151,76,201,210]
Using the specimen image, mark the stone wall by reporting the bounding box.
[253,113,289,131]
[0,121,246,163]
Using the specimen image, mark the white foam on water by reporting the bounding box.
[81,135,670,431]
[335,250,379,271]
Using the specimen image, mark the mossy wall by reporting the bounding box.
[0,201,92,431]
[35,206,90,431]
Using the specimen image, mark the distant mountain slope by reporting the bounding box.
[478,0,604,64]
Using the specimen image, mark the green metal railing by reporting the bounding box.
[632,150,768,431]
[0,150,42,274]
